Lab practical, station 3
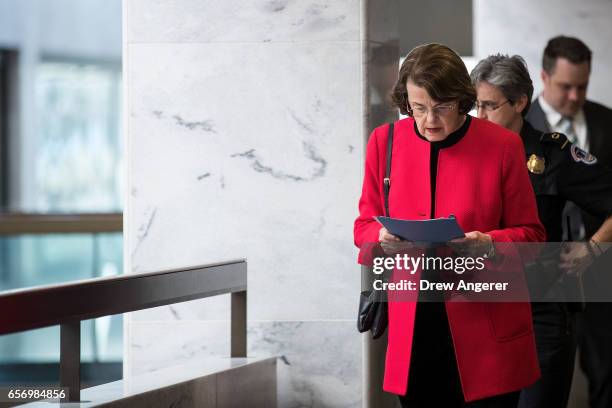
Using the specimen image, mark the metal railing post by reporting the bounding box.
[60,320,81,402]
[231,290,247,357]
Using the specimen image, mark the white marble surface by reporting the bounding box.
[474,0,612,107]
[127,0,360,43]
[129,321,231,375]
[20,356,274,407]
[251,321,361,408]
[128,320,360,408]
[128,41,362,321]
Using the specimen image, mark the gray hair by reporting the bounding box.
[470,54,533,117]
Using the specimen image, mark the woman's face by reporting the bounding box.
[407,81,464,142]
[475,81,524,131]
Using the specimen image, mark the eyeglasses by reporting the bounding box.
[475,99,511,112]
[407,103,457,118]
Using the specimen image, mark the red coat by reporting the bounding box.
[354,117,546,401]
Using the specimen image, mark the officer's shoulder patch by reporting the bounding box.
[540,132,570,150]
[570,144,598,165]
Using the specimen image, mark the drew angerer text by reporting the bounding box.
[373,279,509,293]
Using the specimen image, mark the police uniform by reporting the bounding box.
[518,120,612,408]
[521,121,612,241]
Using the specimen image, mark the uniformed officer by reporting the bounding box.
[471,54,612,408]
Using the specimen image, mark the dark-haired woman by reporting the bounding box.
[354,43,546,407]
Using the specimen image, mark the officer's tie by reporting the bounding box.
[559,116,577,143]
[559,116,578,143]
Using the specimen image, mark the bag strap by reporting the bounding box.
[383,123,394,217]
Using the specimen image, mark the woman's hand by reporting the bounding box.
[379,227,414,254]
[379,227,401,243]
[448,231,494,258]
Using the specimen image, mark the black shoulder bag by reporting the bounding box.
[357,123,393,339]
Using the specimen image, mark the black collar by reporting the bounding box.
[413,115,471,148]
[520,120,544,141]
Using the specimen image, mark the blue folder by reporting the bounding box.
[375,215,465,243]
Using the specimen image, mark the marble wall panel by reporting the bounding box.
[128,41,362,321]
[129,320,361,407]
[127,0,360,43]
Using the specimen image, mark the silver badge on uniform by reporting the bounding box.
[570,145,597,165]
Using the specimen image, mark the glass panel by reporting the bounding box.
[0,318,122,370]
[0,233,122,292]
[0,233,123,373]
[0,316,122,382]
[34,61,123,213]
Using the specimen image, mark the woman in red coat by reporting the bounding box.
[354,44,546,407]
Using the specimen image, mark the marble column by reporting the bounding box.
[125,1,399,406]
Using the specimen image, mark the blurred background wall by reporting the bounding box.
[0,0,123,387]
